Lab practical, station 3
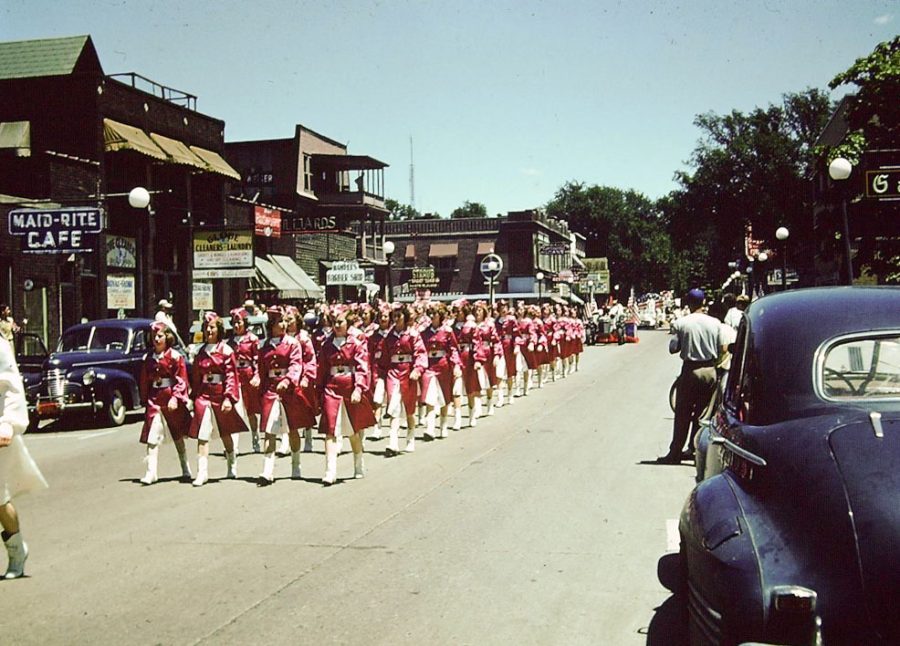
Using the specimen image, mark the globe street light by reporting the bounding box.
[536,271,544,305]
[486,259,499,308]
[829,157,854,284]
[383,240,395,302]
[775,226,790,290]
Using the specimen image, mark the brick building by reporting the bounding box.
[0,35,241,342]
[377,210,589,304]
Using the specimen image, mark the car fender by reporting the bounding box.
[680,473,764,640]
[81,367,141,409]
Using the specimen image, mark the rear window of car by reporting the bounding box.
[58,327,130,352]
[821,334,900,400]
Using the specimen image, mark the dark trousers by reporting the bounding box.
[670,362,717,456]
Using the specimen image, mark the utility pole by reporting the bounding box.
[409,136,415,209]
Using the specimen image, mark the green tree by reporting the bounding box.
[385,198,421,221]
[450,201,488,219]
[545,182,674,294]
[665,89,832,288]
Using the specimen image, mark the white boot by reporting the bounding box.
[225,451,237,479]
[424,410,436,441]
[141,445,159,485]
[291,451,302,480]
[277,432,291,456]
[259,452,276,485]
[3,532,28,580]
[231,433,241,454]
[469,398,482,427]
[368,419,382,441]
[439,415,449,439]
[486,395,495,416]
[178,450,192,481]
[192,455,209,487]
[303,428,314,453]
[353,452,366,479]
[322,443,337,485]
[404,424,416,453]
[496,390,505,408]
[453,407,462,431]
[385,419,400,456]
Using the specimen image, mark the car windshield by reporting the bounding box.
[58,327,131,352]
[822,334,900,399]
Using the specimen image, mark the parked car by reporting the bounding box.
[680,287,900,645]
[15,332,49,428]
[34,318,190,428]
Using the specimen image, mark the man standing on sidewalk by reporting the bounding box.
[658,288,724,464]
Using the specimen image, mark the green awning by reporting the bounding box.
[0,121,30,156]
[103,118,167,160]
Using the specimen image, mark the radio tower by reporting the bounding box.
[409,136,416,209]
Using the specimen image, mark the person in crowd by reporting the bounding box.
[659,288,724,464]
[317,308,376,483]
[188,312,249,486]
[138,321,193,484]
[0,304,20,344]
[0,334,46,579]
[282,306,319,455]
[495,300,519,406]
[449,302,467,430]
[528,305,548,390]
[257,306,316,483]
[154,298,177,334]
[420,303,461,440]
[366,305,392,440]
[380,304,427,455]
[229,308,262,452]
[723,294,749,330]
[474,302,501,416]
[456,303,487,427]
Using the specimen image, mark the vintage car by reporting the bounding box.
[15,332,50,428]
[34,318,190,427]
[680,287,900,645]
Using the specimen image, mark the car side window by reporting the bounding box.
[821,334,900,399]
[132,330,146,353]
[724,319,751,421]
[92,328,129,351]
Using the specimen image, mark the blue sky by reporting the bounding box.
[2,1,896,217]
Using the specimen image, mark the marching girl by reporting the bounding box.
[457,305,488,427]
[380,305,427,455]
[317,308,376,484]
[188,312,250,487]
[366,306,393,440]
[138,321,193,484]
[474,302,502,416]
[229,308,262,453]
[257,306,317,483]
[420,303,461,440]
[449,302,468,429]
[495,300,519,406]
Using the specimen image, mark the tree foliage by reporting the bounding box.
[544,183,674,293]
[385,198,421,221]
[665,89,833,290]
[450,201,488,219]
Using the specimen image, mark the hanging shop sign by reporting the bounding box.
[8,207,103,254]
[105,235,137,268]
[326,260,365,285]
[192,228,254,278]
[106,274,135,310]
[254,206,282,238]
[410,266,439,288]
[540,242,570,255]
[283,215,341,234]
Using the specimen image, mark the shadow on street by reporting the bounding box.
[645,553,689,646]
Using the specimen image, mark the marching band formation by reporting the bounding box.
[138,299,586,487]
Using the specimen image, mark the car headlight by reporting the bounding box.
[83,369,96,385]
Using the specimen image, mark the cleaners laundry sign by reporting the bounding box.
[8,207,103,254]
[193,228,254,278]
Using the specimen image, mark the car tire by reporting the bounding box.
[105,388,127,427]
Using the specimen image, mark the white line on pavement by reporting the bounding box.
[666,518,680,552]
[78,429,122,441]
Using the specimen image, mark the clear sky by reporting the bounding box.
[2,1,896,217]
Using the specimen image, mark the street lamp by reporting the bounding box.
[383,240,395,302]
[775,226,790,290]
[587,279,594,314]
[536,271,544,305]
[486,259,499,308]
[829,157,854,284]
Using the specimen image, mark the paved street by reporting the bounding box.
[2,330,695,645]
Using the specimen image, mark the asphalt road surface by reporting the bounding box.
[2,329,697,645]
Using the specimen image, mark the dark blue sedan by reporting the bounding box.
[680,286,900,645]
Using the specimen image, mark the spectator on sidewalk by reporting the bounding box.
[0,304,20,344]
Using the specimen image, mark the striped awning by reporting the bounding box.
[150,132,207,169]
[103,118,167,160]
[189,145,241,181]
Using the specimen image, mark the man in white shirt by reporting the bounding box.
[659,288,723,464]
[723,294,748,330]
